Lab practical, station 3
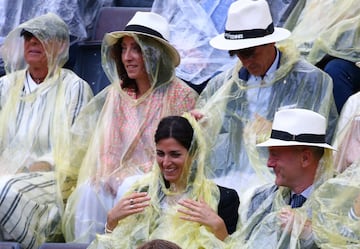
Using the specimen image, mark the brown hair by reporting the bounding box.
[111,37,138,91]
[137,239,182,249]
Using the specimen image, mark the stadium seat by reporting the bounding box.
[92,7,151,41]
[0,242,22,249]
[39,243,88,249]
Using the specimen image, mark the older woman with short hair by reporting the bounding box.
[0,13,93,249]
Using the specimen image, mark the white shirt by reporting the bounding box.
[247,49,280,117]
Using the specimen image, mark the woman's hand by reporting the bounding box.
[106,192,151,232]
[189,109,204,121]
[177,198,228,240]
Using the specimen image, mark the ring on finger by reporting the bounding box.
[130,204,134,209]
[130,199,134,205]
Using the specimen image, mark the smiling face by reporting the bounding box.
[121,36,148,82]
[267,146,304,190]
[23,33,48,68]
[156,137,190,187]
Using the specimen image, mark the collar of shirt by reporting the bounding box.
[291,185,314,199]
[24,71,40,94]
[247,48,280,84]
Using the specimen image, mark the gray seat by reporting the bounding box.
[115,0,154,8]
[92,7,151,41]
[39,243,88,249]
[0,242,22,249]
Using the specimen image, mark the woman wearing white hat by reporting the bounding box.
[62,11,198,243]
[194,0,337,199]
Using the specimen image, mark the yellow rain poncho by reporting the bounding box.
[0,13,93,249]
[195,40,338,199]
[287,0,360,65]
[88,113,228,249]
[311,161,360,248]
[63,32,198,242]
[332,92,360,174]
[227,149,334,249]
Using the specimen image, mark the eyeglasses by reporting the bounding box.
[21,30,35,41]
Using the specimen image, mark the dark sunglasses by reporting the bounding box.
[229,46,258,58]
[20,29,35,40]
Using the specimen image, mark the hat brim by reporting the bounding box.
[104,31,180,67]
[210,27,291,50]
[256,138,336,150]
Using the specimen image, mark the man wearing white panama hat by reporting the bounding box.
[193,0,338,199]
[228,108,334,248]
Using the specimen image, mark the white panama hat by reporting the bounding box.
[210,0,291,50]
[104,11,180,67]
[257,108,335,150]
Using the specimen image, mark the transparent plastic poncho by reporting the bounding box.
[150,0,308,85]
[0,0,107,41]
[287,0,360,64]
[267,0,306,28]
[88,113,227,249]
[195,40,338,199]
[63,32,198,242]
[151,0,237,85]
[226,149,334,249]
[332,92,360,174]
[311,160,360,248]
[0,13,93,248]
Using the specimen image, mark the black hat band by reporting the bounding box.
[224,23,274,40]
[270,129,325,144]
[124,24,167,41]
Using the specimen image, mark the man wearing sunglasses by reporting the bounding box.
[193,0,338,199]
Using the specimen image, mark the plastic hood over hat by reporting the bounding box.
[0,13,93,248]
[2,12,69,75]
[102,32,177,91]
[62,32,197,241]
[0,12,91,184]
[68,32,197,184]
[287,0,360,64]
[88,113,226,249]
[195,40,338,199]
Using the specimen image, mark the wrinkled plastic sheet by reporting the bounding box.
[267,0,304,27]
[0,0,111,43]
[151,0,302,85]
